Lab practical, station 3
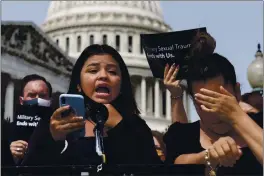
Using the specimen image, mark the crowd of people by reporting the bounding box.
[2,32,263,176]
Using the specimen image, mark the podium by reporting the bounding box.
[2,164,205,176]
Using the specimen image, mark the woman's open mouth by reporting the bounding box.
[95,86,110,97]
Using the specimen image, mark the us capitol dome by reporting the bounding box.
[41,1,190,132]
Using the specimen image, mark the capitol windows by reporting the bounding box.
[66,37,69,54]
[128,36,133,53]
[115,35,120,51]
[103,35,107,45]
[77,36,81,52]
[56,39,59,45]
[90,35,94,45]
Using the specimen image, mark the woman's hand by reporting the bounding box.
[194,86,246,124]
[10,140,28,159]
[163,63,182,96]
[207,136,242,167]
[104,104,122,128]
[50,105,85,141]
[163,63,188,123]
[195,87,263,165]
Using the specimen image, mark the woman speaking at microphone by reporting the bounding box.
[22,44,161,166]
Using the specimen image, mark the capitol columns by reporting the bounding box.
[141,77,147,116]
[70,32,76,54]
[59,34,66,52]
[166,89,171,120]
[183,92,190,119]
[94,32,101,45]
[82,31,89,50]
[120,32,128,53]
[107,31,115,48]
[4,78,15,122]
[154,79,161,118]
[133,33,140,55]
[147,80,153,115]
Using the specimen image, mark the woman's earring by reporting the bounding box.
[77,85,81,92]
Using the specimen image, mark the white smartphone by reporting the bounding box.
[59,94,85,139]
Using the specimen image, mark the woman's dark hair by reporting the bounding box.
[186,32,237,96]
[67,44,140,117]
[21,74,52,97]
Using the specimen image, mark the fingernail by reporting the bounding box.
[166,63,169,67]
[239,149,242,154]
[172,63,175,67]
[176,65,179,69]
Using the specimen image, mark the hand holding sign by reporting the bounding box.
[163,63,183,97]
[10,140,28,160]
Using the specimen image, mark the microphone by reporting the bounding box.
[85,102,108,125]
[94,104,108,126]
[85,101,108,161]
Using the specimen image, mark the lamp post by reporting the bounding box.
[247,43,263,95]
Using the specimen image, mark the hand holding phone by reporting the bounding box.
[59,94,85,118]
[49,94,86,141]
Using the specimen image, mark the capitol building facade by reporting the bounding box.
[2,1,191,132]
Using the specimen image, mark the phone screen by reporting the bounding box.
[59,94,86,139]
[59,94,85,118]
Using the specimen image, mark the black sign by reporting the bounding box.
[141,27,207,79]
[13,105,53,141]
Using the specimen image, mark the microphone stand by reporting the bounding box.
[90,104,108,173]
[94,115,106,163]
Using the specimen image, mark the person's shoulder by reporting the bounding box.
[123,114,152,132]
[248,111,263,127]
[167,120,200,133]
[163,121,200,141]
[125,114,147,124]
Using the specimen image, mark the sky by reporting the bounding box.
[2,1,263,121]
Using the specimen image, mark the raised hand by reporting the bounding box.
[194,86,246,124]
[163,63,183,96]
[50,105,85,141]
[163,63,188,123]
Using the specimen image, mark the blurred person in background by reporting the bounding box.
[152,130,166,162]
[9,74,53,165]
